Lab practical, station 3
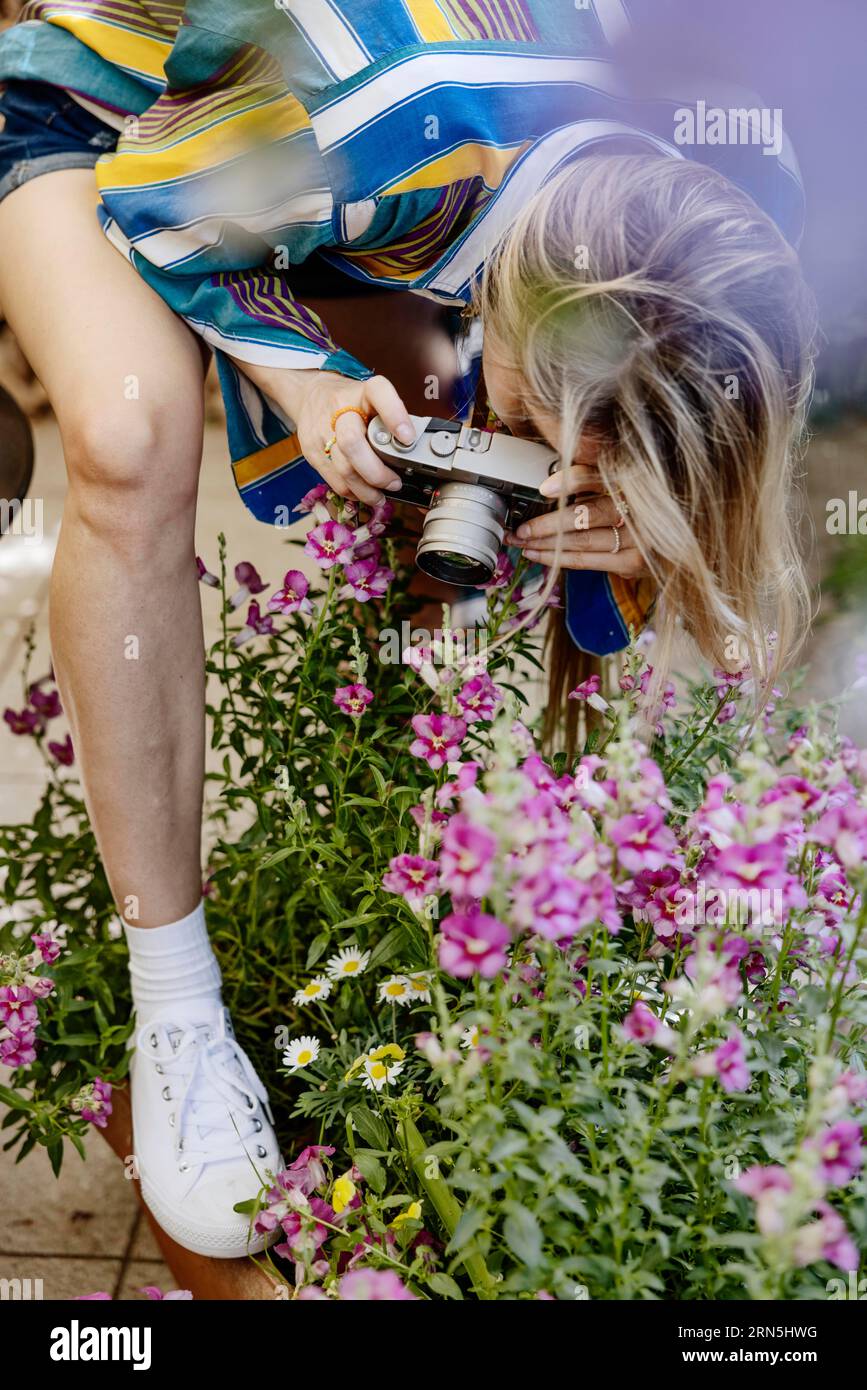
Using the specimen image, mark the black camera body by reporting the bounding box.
[367,414,558,585]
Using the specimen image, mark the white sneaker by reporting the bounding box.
[130,1003,282,1258]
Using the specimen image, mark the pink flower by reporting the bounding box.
[456,673,502,724]
[333,683,374,717]
[75,1292,113,1300]
[812,1121,863,1187]
[31,931,61,964]
[409,714,466,770]
[338,1268,417,1301]
[294,483,331,514]
[29,684,62,719]
[305,519,356,568]
[608,805,678,873]
[267,569,313,616]
[231,601,275,647]
[439,815,497,898]
[735,1164,793,1200]
[4,707,41,736]
[81,1078,113,1129]
[196,555,220,587]
[48,734,75,767]
[794,1202,858,1272]
[141,1286,193,1300]
[0,985,38,1031]
[712,1031,750,1093]
[482,552,514,590]
[512,866,594,944]
[708,837,795,893]
[383,853,440,903]
[339,557,394,602]
[623,1001,675,1048]
[568,674,601,702]
[810,802,867,870]
[282,1144,335,1197]
[0,1032,36,1067]
[439,910,510,979]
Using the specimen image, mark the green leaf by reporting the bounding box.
[352,1148,387,1194]
[503,1206,544,1269]
[426,1272,464,1300]
[349,1105,391,1152]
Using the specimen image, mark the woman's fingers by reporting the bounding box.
[538,462,603,498]
[334,408,401,491]
[321,441,387,505]
[508,494,624,544]
[516,524,636,555]
[521,539,648,578]
[362,374,415,445]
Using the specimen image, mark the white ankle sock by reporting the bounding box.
[124,901,222,1021]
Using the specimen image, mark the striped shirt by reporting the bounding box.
[0,1,805,655]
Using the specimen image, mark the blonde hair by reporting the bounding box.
[478,153,817,746]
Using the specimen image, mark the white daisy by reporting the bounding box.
[460,1025,480,1050]
[361,1056,405,1092]
[325,944,371,981]
[405,971,432,1002]
[292,976,332,1006]
[282,1035,321,1072]
[378,974,413,1007]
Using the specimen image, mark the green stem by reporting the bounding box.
[400,1113,495,1298]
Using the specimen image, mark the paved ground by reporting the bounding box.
[1,412,864,1298]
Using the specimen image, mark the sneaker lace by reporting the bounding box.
[136,1010,271,1172]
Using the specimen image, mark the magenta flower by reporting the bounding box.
[794,1202,858,1272]
[48,734,75,767]
[231,601,275,647]
[439,910,510,979]
[608,805,678,873]
[267,569,313,616]
[735,1164,793,1200]
[294,483,331,514]
[409,714,466,771]
[623,1001,675,1048]
[234,560,267,594]
[456,672,503,724]
[366,498,395,537]
[141,1286,193,1300]
[339,557,394,602]
[4,707,41,736]
[439,815,497,898]
[812,1121,863,1187]
[333,683,374,717]
[383,853,440,902]
[0,1033,36,1067]
[196,555,220,587]
[29,685,62,719]
[80,1077,113,1129]
[338,1268,417,1301]
[705,837,794,893]
[0,985,38,1032]
[482,552,514,590]
[712,1031,750,1093]
[512,866,595,944]
[810,802,867,870]
[31,931,61,964]
[281,1144,335,1198]
[305,519,356,569]
[568,674,602,702]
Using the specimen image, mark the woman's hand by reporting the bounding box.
[233,361,414,505]
[505,463,650,578]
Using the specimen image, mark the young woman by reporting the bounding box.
[0,1,815,1256]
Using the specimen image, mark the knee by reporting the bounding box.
[62,403,201,537]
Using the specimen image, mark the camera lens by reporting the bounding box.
[415,482,508,586]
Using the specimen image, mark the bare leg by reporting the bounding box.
[0,171,206,927]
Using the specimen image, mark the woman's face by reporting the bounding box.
[482,331,600,471]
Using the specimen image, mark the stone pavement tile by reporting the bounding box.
[116,1259,181,1301]
[0,1255,121,1302]
[0,1118,138,1259]
[129,1216,164,1262]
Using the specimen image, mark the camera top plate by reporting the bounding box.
[368,414,557,493]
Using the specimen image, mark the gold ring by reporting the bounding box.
[610,526,621,554]
[323,434,337,457]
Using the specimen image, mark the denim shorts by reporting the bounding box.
[0,79,118,204]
